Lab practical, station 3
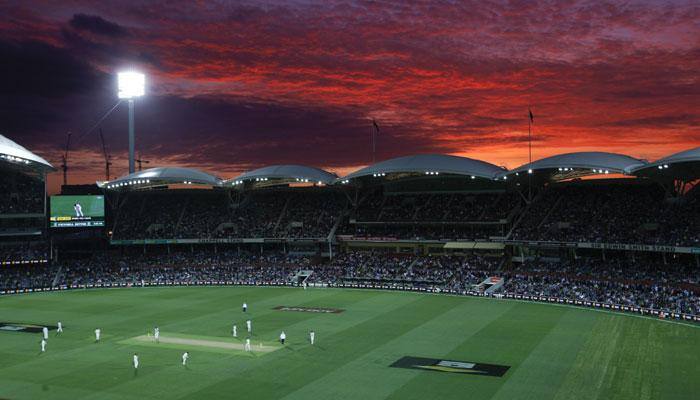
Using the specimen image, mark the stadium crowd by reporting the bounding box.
[511,183,700,247]
[112,190,346,240]
[2,250,698,316]
[106,181,699,246]
[0,170,44,214]
[353,191,520,222]
[0,241,49,264]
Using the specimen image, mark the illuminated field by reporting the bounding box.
[0,287,697,400]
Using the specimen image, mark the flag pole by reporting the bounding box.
[373,125,376,164]
[371,120,379,164]
[528,108,533,202]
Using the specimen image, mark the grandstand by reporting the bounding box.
[1,134,699,320]
[0,135,54,266]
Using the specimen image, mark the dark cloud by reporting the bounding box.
[69,14,129,37]
[0,40,107,98]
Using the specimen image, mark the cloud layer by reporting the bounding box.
[0,0,698,193]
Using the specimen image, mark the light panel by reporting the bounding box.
[117,72,145,99]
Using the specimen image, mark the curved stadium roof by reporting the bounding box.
[102,167,222,189]
[341,154,507,181]
[227,165,338,186]
[501,152,647,180]
[0,134,55,171]
[632,146,700,180]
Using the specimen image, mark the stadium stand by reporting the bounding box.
[4,250,698,316]
[0,170,44,214]
[510,181,700,246]
[112,189,346,239]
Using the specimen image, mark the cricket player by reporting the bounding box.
[246,319,252,333]
[242,302,248,312]
[280,331,286,345]
[309,330,315,345]
[95,328,101,342]
[41,338,47,352]
[232,324,237,338]
[42,326,49,340]
[133,353,139,369]
[182,351,189,366]
[57,321,63,333]
[303,281,307,290]
[154,326,160,343]
[245,338,251,352]
[74,202,84,217]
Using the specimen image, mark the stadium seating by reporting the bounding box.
[112,189,345,239]
[0,241,48,264]
[5,250,697,316]
[0,170,44,214]
[511,182,700,246]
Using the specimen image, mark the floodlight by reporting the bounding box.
[117,72,145,99]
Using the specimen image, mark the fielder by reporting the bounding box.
[245,338,251,352]
[309,330,315,345]
[242,302,248,313]
[42,326,49,340]
[133,353,139,369]
[279,331,286,345]
[57,321,63,333]
[154,326,160,343]
[232,324,237,338]
[246,319,252,334]
[182,351,189,366]
[95,328,101,342]
[41,338,47,353]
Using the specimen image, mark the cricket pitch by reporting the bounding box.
[126,334,281,354]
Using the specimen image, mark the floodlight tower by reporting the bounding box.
[117,71,145,174]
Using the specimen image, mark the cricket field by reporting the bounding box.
[0,286,698,399]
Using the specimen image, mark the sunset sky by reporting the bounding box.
[1,0,698,193]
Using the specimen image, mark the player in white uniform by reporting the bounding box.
[242,302,247,312]
[232,324,237,338]
[95,328,101,342]
[74,203,84,217]
[246,319,252,334]
[154,327,160,343]
[279,331,286,345]
[245,338,251,352]
[42,326,49,340]
[133,353,139,369]
[309,330,315,345]
[57,321,63,333]
[41,338,47,352]
[182,351,189,366]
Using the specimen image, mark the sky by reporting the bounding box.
[1,0,699,193]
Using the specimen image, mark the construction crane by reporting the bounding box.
[99,128,112,181]
[136,154,150,171]
[60,131,72,186]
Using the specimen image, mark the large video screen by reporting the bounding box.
[50,195,105,228]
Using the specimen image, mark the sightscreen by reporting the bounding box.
[49,195,105,228]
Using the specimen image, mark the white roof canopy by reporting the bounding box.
[0,134,55,171]
[227,165,338,186]
[341,154,507,181]
[632,146,700,180]
[101,167,222,189]
[503,152,646,178]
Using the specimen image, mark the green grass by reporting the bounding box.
[0,287,697,400]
